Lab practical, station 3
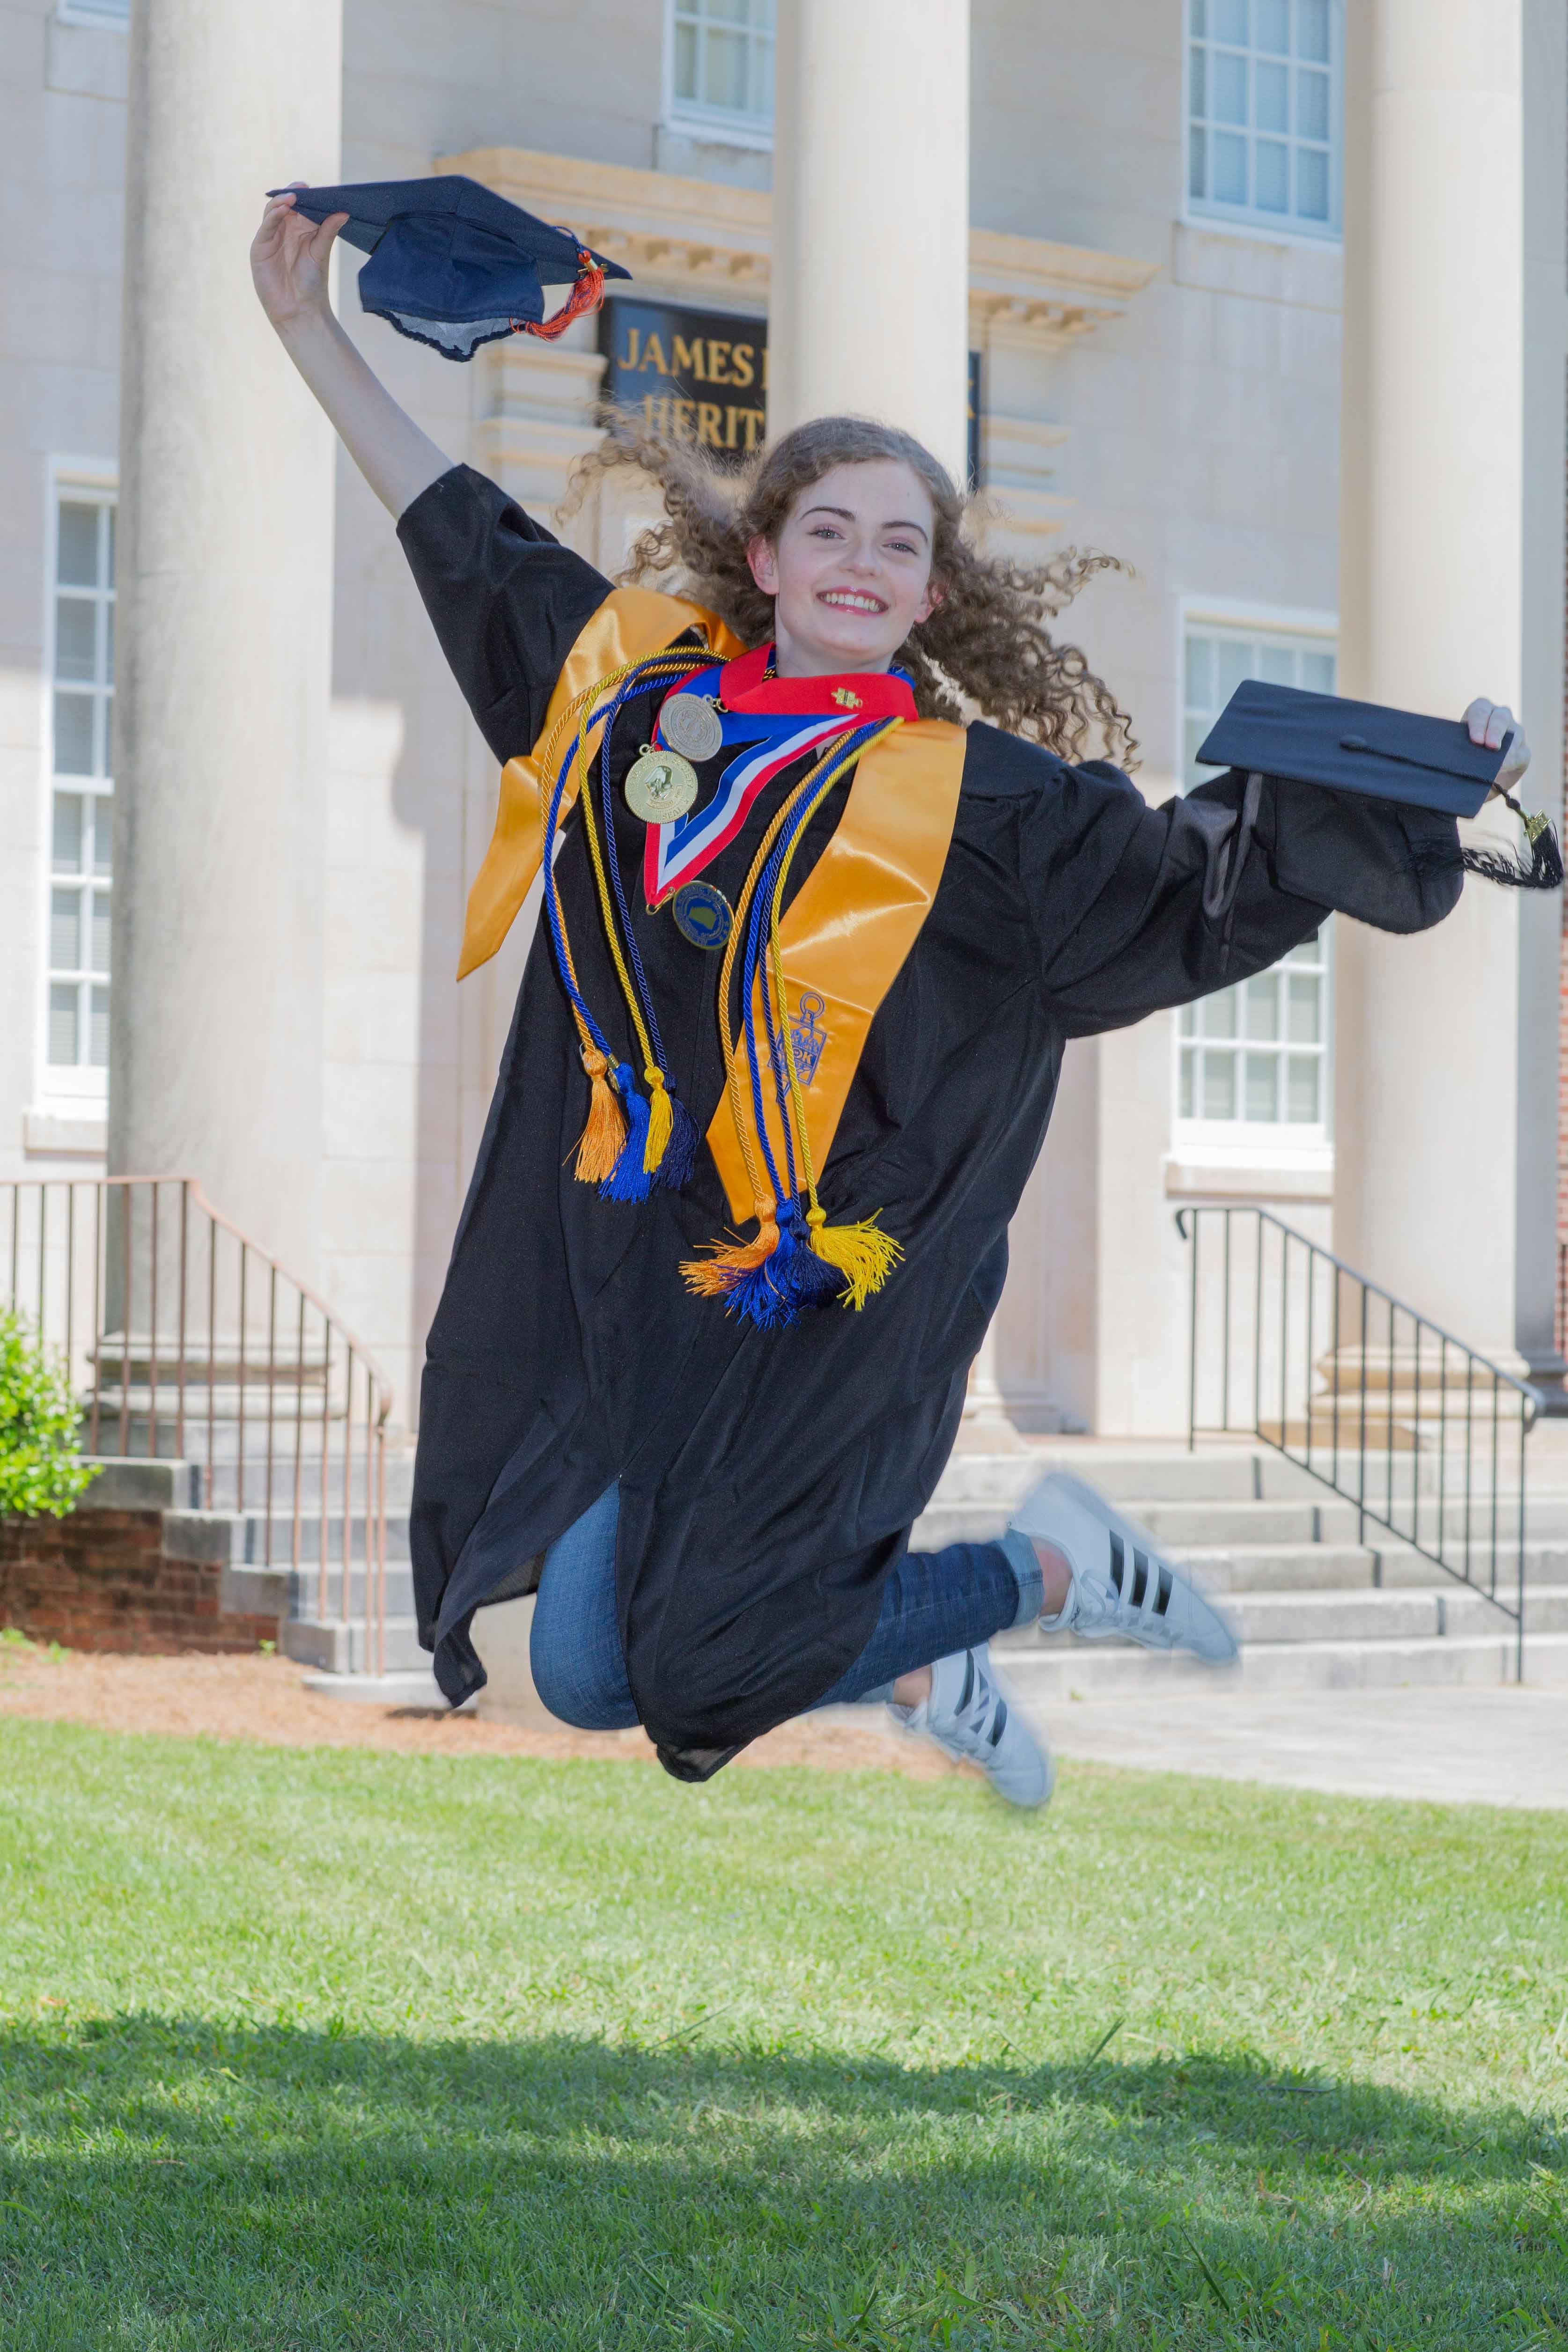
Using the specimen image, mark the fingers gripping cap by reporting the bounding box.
[266,174,632,361]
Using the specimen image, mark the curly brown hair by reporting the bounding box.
[559,412,1137,766]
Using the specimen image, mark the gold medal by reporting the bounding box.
[658,692,724,762]
[625,742,699,824]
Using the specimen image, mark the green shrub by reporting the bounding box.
[0,1308,97,1519]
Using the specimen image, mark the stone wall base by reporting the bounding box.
[0,1463,283,1655]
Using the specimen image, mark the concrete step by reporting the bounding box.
[281,1614,427,1676]
[1216,1584,1568,1645]
[990,1629,1566,1698]
[219,1510,413,1567]
[930,1448,1265,1506]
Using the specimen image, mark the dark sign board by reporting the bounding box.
[598,296,982,485]
[599,299,768,461]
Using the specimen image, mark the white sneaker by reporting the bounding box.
[1011,1470,1239,1666]
[890,1644,1053,1808]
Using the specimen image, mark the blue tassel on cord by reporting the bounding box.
[653,1091,699,1192]
[599,1063,654,1202]
[722,1199,845,1329]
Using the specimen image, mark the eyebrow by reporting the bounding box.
[800,504,930,541]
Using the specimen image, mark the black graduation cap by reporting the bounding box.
[270,175,631,361]
[1196,678,1561,890]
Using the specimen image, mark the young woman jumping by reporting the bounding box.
[252,185,1530,1803]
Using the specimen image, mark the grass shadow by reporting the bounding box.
[2,2014,1565,2349]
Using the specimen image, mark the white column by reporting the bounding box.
[1335,0,1566,1368]
[110,0,343,1278]
[770,0,972,485]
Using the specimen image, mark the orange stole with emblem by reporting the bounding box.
[703,720,969,1223]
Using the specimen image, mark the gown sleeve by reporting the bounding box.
[996,730,1465,1040]
[396,463,613,765]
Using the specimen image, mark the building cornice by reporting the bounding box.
[439,147,1158,347]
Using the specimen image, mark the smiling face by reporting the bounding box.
[745,458,942,678]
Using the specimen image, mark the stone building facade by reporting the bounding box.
[2,0,1563,1440]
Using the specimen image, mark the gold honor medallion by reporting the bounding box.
[658,692,724,762]
[625,742,699,824]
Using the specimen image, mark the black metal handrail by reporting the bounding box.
[1,1176,392,1675]
[1176,1203,1534,1679]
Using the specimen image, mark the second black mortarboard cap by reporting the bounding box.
[1196,678,1562,891]
[269,175,631,360]
[1195,679,1506,818]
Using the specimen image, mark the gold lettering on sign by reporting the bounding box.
[707,339,733,385]
[673,333,704,378]
[729,343,755,388]
[640,332,669,376]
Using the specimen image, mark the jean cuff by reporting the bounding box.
[998,1528,1044,1629]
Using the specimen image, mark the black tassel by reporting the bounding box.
[1459,792,1565,891]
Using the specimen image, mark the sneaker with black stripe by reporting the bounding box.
[1011,1470,1239,1665]
[890,1643,1053,1808]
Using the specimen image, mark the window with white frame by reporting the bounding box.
[1186,0,1342,239]
[57,0,130,25]
[47,489,116,1087]
[669,0,775,138]
[1178,624,1336,1138]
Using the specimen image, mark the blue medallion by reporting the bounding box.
[671,878,734,951]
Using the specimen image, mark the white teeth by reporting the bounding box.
[820,591,886,613]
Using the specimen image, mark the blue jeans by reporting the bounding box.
[526,1483,1044,1732]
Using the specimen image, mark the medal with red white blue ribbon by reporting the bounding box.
[642,644,920,908]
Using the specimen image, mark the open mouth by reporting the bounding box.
[817,589,889,616]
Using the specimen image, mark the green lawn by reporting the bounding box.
[0,1721,1565,2350]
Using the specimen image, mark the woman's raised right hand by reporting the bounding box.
[250,184,348,335]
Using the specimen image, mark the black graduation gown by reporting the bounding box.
[398,464,1464,1777]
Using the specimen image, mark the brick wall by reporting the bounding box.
[0,1468,282,1655]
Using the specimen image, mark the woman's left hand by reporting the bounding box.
[1464,696,1531,794]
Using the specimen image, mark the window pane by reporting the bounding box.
[1213,50,1248,125]
[1245,1052,1279,1121]
[1192,0,1207,29]
[1287,1054,1319,1122]
[1259,643,1295,686]
[1256,0,1289,52]
[1217,638,1253,701]
[1244,972,1279,1038]
[1287,974,1320,1041]
[1203,1052,1237,1120]
[1286,931,1320,963]
[51,888,81,973]
[92,800,112,878]
[1255,58,1288,130]
[52,792,83,873]
[704,26,747,109]
[1214,0,1248,41]
[1202,989,1238,1039]
[1296,65,1330,140]
[673,21,697,99]
[1180,1047,1195,1119]
[755,33,773,111]
[1185,633,1213,709]
[1189,45,1207,115]
[90,986,110,1069]
[1184,716,1210,784]
[104,504,116,582]
[1301,649,1335,694]
[57,503,100,588]
[49,985,79,1066]
[1180,1002,1197,1037]
[53,691,95,775]
[1256,139,1289,210]
[55,597,97,682]
[1296,0,1330,64]
[1296,144,1330,219]
[90,892,111,976]
[104,601,114,678]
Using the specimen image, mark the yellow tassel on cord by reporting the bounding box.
[642,1066,673,1175]
[574,1048,627,1183]
[681,1217,780,1297]
[806,1205,903,1311]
